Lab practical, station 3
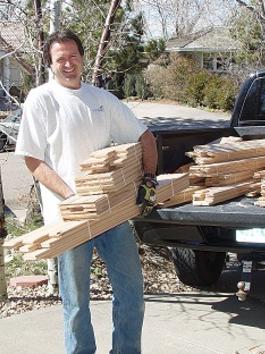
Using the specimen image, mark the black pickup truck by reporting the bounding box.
[134,69,265,299]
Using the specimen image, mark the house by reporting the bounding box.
[0,22,33,97]
[166,27,242,72]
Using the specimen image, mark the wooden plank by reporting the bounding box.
[187,138,265,164]
[205,170,254,187]
[189,156,265,177]
[162,186,202,207]
[192,181,253,206]
[12,174,189,260]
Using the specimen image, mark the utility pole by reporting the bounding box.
[0,171,7,298]
[92,0,121,87]
[47,0,61,295]
[33,0,45,85]
[49,0,61,34]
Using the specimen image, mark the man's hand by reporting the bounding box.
[136,174,158,216]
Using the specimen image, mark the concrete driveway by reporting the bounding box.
[1,287,265,354]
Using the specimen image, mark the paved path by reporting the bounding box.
[127,100,230,121]
[0,151,32,220]
[0,289,265,354]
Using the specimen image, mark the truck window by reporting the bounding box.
[258,79,265,116]
[239,78,265,123]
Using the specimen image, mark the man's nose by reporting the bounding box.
[64,60,72,67]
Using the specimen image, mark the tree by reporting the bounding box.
[136,0,235,40]
[144,38,165,61]
[92,0,121,86]
[235,0,265,35]
[61,0,146,97]
[229,0,265,69]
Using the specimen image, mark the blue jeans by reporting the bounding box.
[58,222,145,354]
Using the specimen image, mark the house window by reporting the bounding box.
[203,53,214,70]
[203,53,233,72]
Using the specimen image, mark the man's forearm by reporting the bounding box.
[139,130,158,175]
[25,156,74,199]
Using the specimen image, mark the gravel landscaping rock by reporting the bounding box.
[0,244,192,319]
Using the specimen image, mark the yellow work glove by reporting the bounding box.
[136,174,158,216]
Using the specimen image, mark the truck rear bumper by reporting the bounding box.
[133,197,265,253]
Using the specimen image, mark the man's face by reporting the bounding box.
[50,40,83,89]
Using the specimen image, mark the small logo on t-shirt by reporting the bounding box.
[92,105,104,112]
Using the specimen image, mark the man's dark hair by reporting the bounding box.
[43,30,84,67]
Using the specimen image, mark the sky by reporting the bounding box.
[135,0,237,39]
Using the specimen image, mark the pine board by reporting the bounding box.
[192,181,253,206]
[5,174,189,260]
[162,186,202,207]
[189,156,265,177]
[187,138,265,164]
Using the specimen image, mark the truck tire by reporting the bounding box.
[169,248,226,287]
[0,133,7,152]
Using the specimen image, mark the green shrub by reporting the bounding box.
[135,73,151,99]
[216,77,238,111]
[203,75,237,110]
[203,75,222,109]
[124,73,136,97]
[107,73,124,98]
[144,53,238,111]
[163,54,199,102]
[185,70,210,106]
[144,54,199,102]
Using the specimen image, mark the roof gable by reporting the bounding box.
[166,27,242,52]
[0,22,26,51]
[0,22,33,74]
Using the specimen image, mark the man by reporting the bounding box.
[15,30,158,354]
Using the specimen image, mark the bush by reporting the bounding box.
[185,70,210,106]
[107,73,124,98]
[124,74,136,97]
[144,65,168,99]
[135,74,150,99]
[162,54,199,102]
[203,74,237,110]
[144,54,199,102]
[144,53,238,111]
[216,77,238,111]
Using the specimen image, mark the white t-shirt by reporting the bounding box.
[16,80,147,224]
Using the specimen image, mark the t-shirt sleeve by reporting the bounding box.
[105,91,147,144]
[15,90,47,161]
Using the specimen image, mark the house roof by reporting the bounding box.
[0,22,26,50]
[166,27,242,53]
[0,22,33,74]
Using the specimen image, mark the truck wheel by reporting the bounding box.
[169,248,226,287]
[0,133,7,152]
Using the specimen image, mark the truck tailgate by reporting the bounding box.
[138,197,265,229]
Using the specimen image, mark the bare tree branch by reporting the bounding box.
[92,0,121,86]
[235,0,255,10]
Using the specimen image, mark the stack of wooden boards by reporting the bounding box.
[4,142,189,260]
[164,137,265,207]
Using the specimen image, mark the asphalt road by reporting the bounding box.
[1,151,32,220]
